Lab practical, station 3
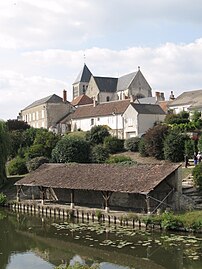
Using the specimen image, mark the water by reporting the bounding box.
[0,208,202,269]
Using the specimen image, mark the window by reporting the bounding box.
[83,85,85,94]
[90,118,94,126]
[32,112,35,120]
[106,96,110,102]
[41,110,45,119]
[36,111,39,120]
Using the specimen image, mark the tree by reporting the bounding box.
[144,125,170,159]
[103,136,124,154]
[86,125,110,145]
[0,121,10,184]
[91,145,109,163]
[52,135,90,163]
[164,129,186,162]
[192,163,202,189]
[164,111,189,125]
[124,137,140,152]
[6,119,30,131]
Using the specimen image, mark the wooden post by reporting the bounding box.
[146,195,151,214]
[16,186,21,202]
[101,191,112,212]
[70,189,75,209]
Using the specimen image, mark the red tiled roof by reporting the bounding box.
[71,94,93,106]
[15,163,180,195]
[71,100,130,119]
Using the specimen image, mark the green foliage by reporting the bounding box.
[26,156,49,172]
[25,144,46,160]
[144,125,170,159]
[7,156,28,175]
[22,127,38,148]
[0,121,9,184]
[124,137,140,152]
[192,163,202,189]
[164,111,189,125]
[106,155,135,165]
[160,211,183,230]
[164,129,186,162]
[68,131,86,139]
[197,135,202,153]
[0,193,7,206]
[86,125,110,145]
[103,136,124,154]
[6,119,30,131]
[191,110,201,122]
[91,145,109,163]
[185,139,195,158]
[33,129,60,158]
[8,130,24,158]
[52,135,90,163]
[138,137,148,157]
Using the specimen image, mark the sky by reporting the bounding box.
[1,0,202,120]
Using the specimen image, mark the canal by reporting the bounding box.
[0,208,202,269]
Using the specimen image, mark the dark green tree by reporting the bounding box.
[164,129,186,162]
[144,125,170,159]
[124,137,140,152]
[52,135,90,163]
[86,125,110,145]
[192,163,202,189]
[6,119,30,131]
[91,144,109,163]
[103,136,124,154]
[0,121,10,184]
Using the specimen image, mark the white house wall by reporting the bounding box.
[137,114,166,136]
[169,104,190,114]
[71,114,124,137]
[123,104,138,138]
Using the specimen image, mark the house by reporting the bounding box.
[71,94,93,107]
[72,64,153,102]
[20,90,74,132]
[168,89,202,115]
[15,163,182,213]
[71,99,166,138]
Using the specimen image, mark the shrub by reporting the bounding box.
[138,138,148,157]
[91,145,109,163]
[0,193,7,206]
[26,156,49,172]
[106,155,135,165]
[52,135,90,163]
[144,125,170,159]
[164,129,186,162]
[103,136,124,154]
[124,137,140,152]
[7,156,28,175]
[86,125,110,145]
[25,144,46,160]
[185,139,195,158]
[192,163,202,189]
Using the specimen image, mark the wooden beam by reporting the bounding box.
[70,189,75,209]
[101,191,112,212]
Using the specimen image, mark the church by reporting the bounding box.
[72,64,152,103]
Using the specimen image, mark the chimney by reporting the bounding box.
[169,91,175,100]
[63,89,67,102]
[160,92,165,101]
[155,91,160,101]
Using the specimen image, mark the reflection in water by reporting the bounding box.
[0,208,201,269]
[7,252,54,269]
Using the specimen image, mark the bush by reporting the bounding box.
[52,135,90,163]
[7,157,28,175]
[124,137,140,152]
[104,136,124,154]
[26,156,49,172]
[144,125,169,159]
[91,145,109,163]
[192,163,202,189]
[106,155,136,165]
[185,139,195,158]
[0,193,7,205]
[86,125,110,145]
[25,144,46,160]
[138,138,148,157]
[164,129,186,162]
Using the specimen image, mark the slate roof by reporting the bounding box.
[73,64,92,84]
[169,89,202,107]
[22,94,64,111]
[94,76,118,93]
[71,100,130,119]
[117,72,138,92]
[71,94,93,106]
[130,103,166,115]
[15,163,180,194]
